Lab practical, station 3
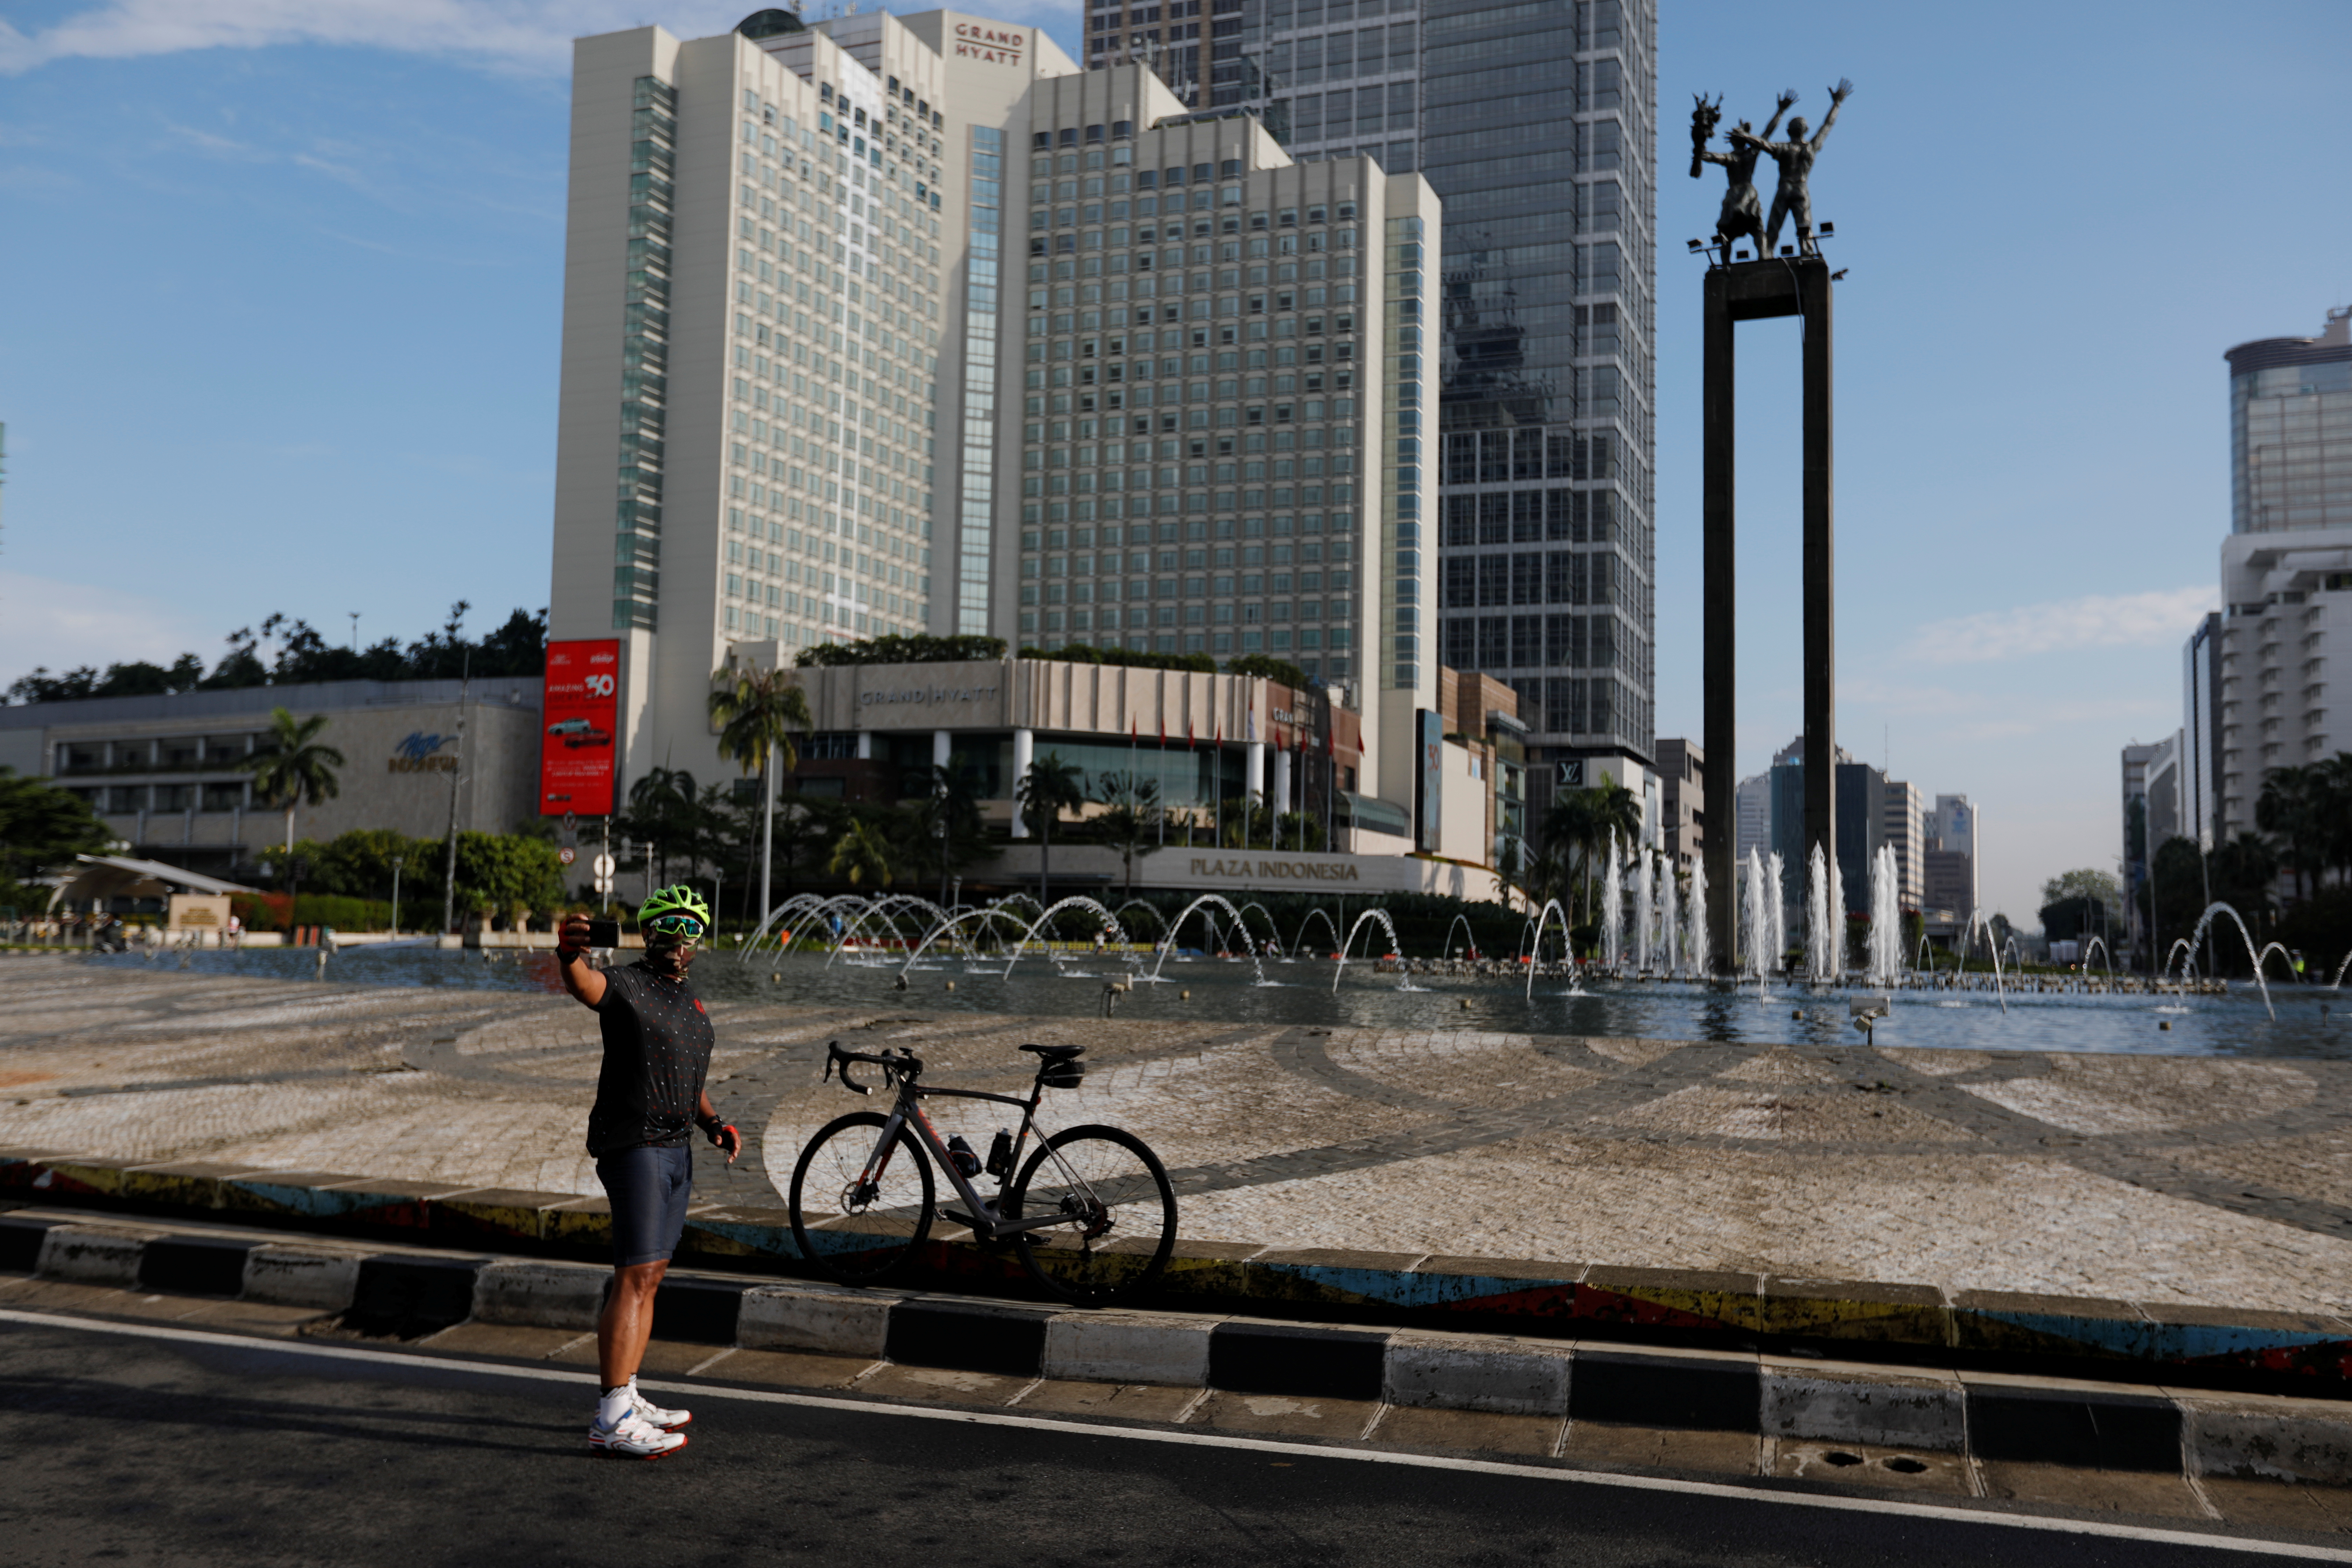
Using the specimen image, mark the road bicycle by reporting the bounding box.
[788,1040,1177,1307]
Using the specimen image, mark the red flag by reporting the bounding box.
[1159,717,1167,747]
[1131,716,1138,742]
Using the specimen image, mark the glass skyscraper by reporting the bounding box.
[1087,0,1658,817]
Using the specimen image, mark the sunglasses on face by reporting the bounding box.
[646,914,705,938]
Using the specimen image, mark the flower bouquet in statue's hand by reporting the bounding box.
[1688,92,1722,178]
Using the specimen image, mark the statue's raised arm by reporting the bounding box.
[1807,78,1853,151]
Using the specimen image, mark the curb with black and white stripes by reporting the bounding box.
[7,1210,2351,1488]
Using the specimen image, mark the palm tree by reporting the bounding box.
[1016,752,1087,907]
[2256,764,2315,903]
[827,816,895,888]
[709,665,814,929]
[243,706,344,863]
[1092,771,1163,901]
[624,767,699,886]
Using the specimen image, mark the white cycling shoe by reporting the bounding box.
[589,1408,688,1460]
[631,1378,692,1431]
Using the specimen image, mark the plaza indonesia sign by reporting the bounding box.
[387,732,456,774]
[1187,855,1361,883]
[540,638,620,816]
[953,23,1026,65]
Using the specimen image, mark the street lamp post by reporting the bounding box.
[389,856,405,938]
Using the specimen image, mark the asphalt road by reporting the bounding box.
[0,1315,2332,1568]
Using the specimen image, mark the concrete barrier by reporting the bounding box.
[1383,1330,1573,1416]
[738,1282,894,1357]
[10,1209,2352,1488]
[1045,1311,1217,1387]
[243,1245,364,1310]
[471,1260,608,1330]
[35,1225,153,1287]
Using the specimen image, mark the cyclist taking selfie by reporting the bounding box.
[556,885,740,1460]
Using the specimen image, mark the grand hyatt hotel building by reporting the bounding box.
[552,7,1441,827]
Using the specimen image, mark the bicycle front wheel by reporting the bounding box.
[789,1111,934,1286]
[1006,1124,1177,1307]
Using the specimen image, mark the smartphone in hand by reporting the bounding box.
[586,918,621,948]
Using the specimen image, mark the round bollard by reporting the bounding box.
[1180,988,1190,1000]
[1459,998,1472,1011]
[1791,1009,1803,1020]
[945,980,956,992]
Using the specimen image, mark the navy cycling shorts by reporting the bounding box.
[596,1143,694,1267]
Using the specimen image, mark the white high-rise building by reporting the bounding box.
[2213,308,2352,840]
[549,10,1436,805]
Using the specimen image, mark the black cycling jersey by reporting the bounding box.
[585,961,716,1156]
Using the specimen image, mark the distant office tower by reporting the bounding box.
[2212,307,2352,840]
[1732,770,1770,866]
[1143,0,1660,820]
[1882,778,1923,910]
[1655,736,1700,877]
[2120,735,2185,957]
[551,12,1432,806]
[1769,749,1882,916]
[1923,792,1977,922]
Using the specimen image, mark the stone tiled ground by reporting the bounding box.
[5,955,2351,1313]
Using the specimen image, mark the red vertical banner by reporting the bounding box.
[540,639,620,816]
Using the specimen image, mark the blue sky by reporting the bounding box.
[2,0,2348,922]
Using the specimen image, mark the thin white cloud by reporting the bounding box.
[0,571,215,687]
[0,2,724,76]
[1902,586,2216,665]
[2,0,1088,77]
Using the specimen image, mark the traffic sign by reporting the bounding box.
[592,853,615,878]
[557,846,577,867]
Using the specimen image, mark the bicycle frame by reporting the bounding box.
[850,1068,1089,1242]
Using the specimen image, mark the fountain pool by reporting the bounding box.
[71,944,2351,1060]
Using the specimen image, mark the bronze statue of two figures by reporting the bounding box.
[1690,79,1851,260]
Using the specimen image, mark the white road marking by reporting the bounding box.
[3,1306,2344,1562]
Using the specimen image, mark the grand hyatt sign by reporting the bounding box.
[1188,856,1361,883]
[954,23,1024,64]
[858,683,1000,708]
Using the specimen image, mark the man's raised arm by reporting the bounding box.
[557,913,609,1007]
[1809,79,1853,150]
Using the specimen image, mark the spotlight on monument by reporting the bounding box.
[1831,268,1849,281]
[1819,221,1835,237]
[1688,239,1703,252]
[1780,245,1797,256]
[1735,248,1750,260]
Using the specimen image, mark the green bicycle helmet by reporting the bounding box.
[639,884,712,928]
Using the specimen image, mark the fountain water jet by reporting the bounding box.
[1686,858,1710,981]
[1142,895,1271,985]
[1599,833,1624,972]
[1524,898,1574,999]
[1332,907,1415,992]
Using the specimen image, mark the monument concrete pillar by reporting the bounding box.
[932,729,951,774]
[1702,254,1836,972]
[1270,746,1293,828]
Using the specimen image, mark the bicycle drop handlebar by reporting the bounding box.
[823,1040,922,1097]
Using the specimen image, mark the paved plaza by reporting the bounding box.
[1,957,2348,1314]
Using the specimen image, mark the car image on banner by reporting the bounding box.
[540,639,620,816]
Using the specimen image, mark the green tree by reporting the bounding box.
[1016,751,1087,907]
[450,832,568,921]
[1224,653,1311,689]
[708,664,814,926]
[2039,867,2121,911]
[905,764,989,907]
[241,708,345,869]
[2257,764,2327,903]
[0,769,113,903]
[827,817,896,888]
[1092,771,1164,901]
[621,766,701,887]
[1542,782,1639,926]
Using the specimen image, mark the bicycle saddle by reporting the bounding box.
[1020,1043,1085,1061]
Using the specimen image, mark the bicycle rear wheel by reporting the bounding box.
[789,1111,934,1286]
[1006,1125,1176,1307]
